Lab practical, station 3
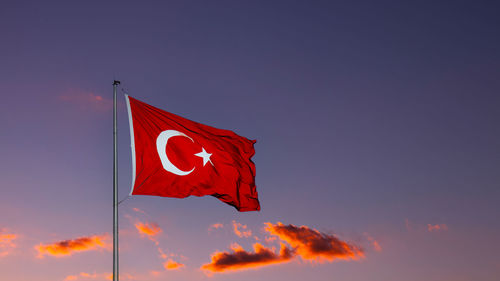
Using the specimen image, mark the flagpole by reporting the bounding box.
[113,80,120,281]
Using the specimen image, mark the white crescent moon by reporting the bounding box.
[156,130,195,176]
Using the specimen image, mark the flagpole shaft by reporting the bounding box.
[113,80,120,281]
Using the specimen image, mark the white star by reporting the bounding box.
[194,147,213,166]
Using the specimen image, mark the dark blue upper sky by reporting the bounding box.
[1,1,499,280]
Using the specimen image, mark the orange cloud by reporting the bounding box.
[201,242,294,273]
[157,247,188,272]
[208,223,224,232]
[427,224,448,232]
[63,272,99,281]
[63,272,135,281]
[265,236,277,243]
[0,229,17,258]
[135,222,162,238]
[264,222,364,262]
[36,234,110,258]
[163,259,185,270]
[135,221,186,273]
[232,221,252,238]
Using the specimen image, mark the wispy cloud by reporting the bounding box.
[201,242,294,273]
[232,221,252,238]
[63,272,136,281]
[131,207,147,215]
[63,272,102,281]
[265,236,277,243]
[364,233,382,252]
[163,259,185,270]
[149,270,162,277]
[59,89,113,111]
[427,224,448,232]
[134,221,186,273]
[370,240,382,252]
[0,229,17,258]
[208,223,224,232]
[157,247,186,271]
[405,218,411,231]
[36,234,110,258]
[135,222,162,242]
[264,222,364,262]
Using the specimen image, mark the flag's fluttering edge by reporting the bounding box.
[125,95,260,212]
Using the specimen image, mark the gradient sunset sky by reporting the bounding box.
[1,1,499,281]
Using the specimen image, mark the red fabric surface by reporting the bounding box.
[127,96,260,212]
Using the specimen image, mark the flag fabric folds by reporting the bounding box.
[125,95,260,212]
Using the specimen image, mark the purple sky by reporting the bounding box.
[1,1,499,280]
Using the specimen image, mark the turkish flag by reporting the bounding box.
[125,95,260,212]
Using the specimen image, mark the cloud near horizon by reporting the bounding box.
[201,242,294,273]
[265,222,364,262]
[36,234,110,258]
[63,272,109,281]
[63,272,136,281]
[0,229,17,258]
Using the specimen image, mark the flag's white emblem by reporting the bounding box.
[156,130,213,176]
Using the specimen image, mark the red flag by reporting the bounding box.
[125,95,260,212]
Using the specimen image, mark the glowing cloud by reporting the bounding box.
[135,222,162,238]
[35,234,110,258]
[157,247,187,271]
[136,222,186,273]
[202,242,294,273]
[265,236,277,243]
[63,272,135,281]
[208,223,224,232]
[232,221,252,238]
[202,222,364,273]
[427,224,448,232]
[0,229,17,258]
[164,259,185,270]
[264,222,364,262]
